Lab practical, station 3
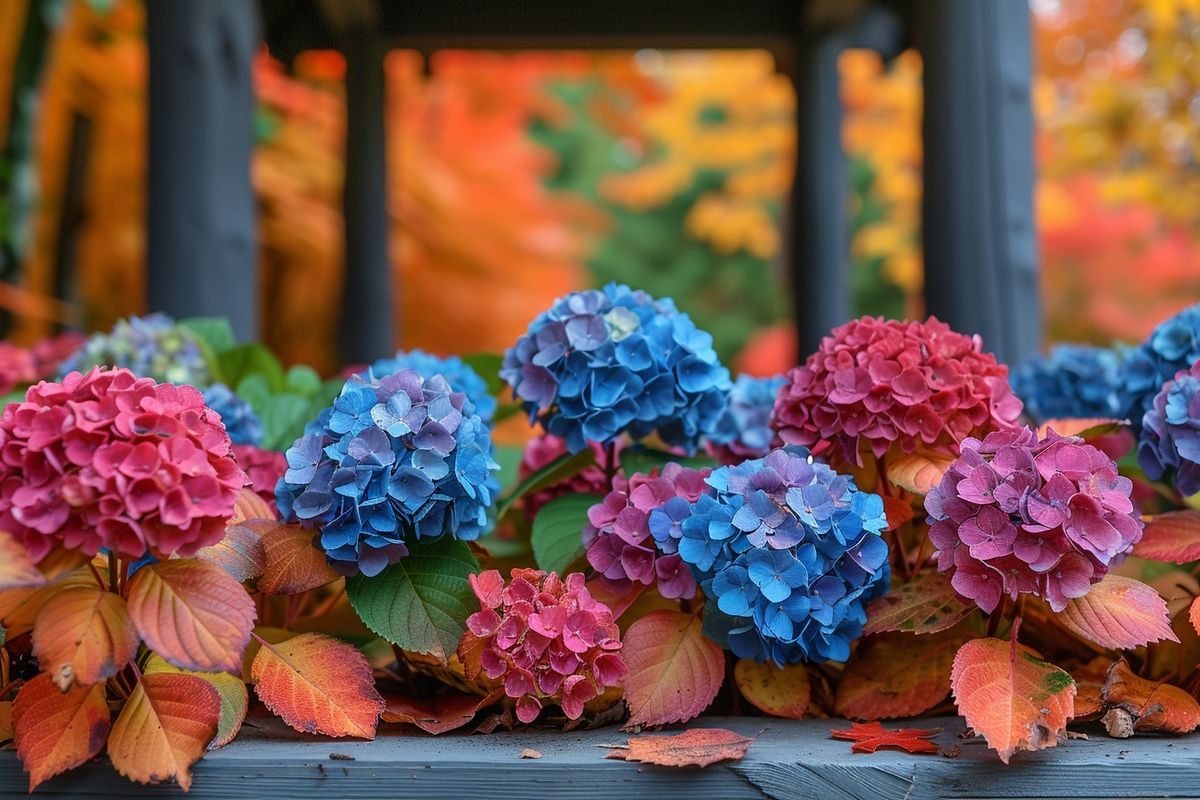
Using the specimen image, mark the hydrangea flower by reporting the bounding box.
[1139,361,1200,496]
[672,448,889,665]
[501,283,731,454]
[1010,344,1126,423]
[233,444,286,511]
[519,433,621,518]
[461,568,626,723]
[707,373,786,464]
[0,343,36,394]
[1122,304,1200,433]
[202,383,263,447]
[367,348,496,424]
[584,463,712,600]
[31,332,86,379]
[59,313,211,386]
[275,369,500,577]
[0,367,246,560]
[772,316,1023,464]
[926,426,1142,613]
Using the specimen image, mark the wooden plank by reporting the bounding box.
[3,713,1198,798]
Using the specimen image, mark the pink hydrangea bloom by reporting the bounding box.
[519,433,623,517]
[583,462,712,600]
[232,444,286,512]
[31,332,86,379]
[772,316,1023,464]
[461,568,626,724]
[0,367,246,560]
[0,343,37,395]
[925,426,1142,613]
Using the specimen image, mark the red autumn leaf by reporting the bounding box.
[32,585,139,690]
[829,721,941,754]
[835,630,962,720]
[605,728,754,767]
[621,610,724,729]
[0,531,46,590]
[863,570,974,636]
[258,523,339,595]
[1133,510,1200,563]
[196,518,271,583]
[882,496,915,531]
[1101,659,1200,734]
[12,673,110,791]
[144,654,249,751]
[733,658,810,720]
[382,689,502,735]
[1056,575,1178,650]
[886,450,954,495]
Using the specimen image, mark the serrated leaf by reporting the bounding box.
[951,638,1075,763]
[887,450,954,495]
[12,673,110,791]
[829,721,942,754]
[621,610,724,728]
[863,571,974,635]
[836,631,961,720]
[108,673,220,791]
[258,523,338,595]
[0,569,95,638]
[1134,510,1200,563]
[1102,659,1200,734]
[605,728,753,767]
[346,537,479,662]
[496,449,596,519]
[126,559,256,673]
[733,659,810,719]
[144,654,248,750]
[0,532,45,590]
[251,632,384,738]
[1057,575,1178,650]
[32,585,137,690]
[196,518,271,583]
[531,492,600,574]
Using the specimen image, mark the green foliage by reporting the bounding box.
[496,448,596,520]
[530,493,602,575]
[618,445,716,479]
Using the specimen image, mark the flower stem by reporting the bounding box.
[603,441,618,491]
[108,552,119,595]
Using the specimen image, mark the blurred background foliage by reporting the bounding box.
[0,0,1197,374]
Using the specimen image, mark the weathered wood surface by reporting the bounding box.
[2,714,1197,799]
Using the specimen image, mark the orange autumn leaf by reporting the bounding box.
[0,700,10,744]
[35,548,90,581]
[382,689,502,735]
[1101,659,1200,734]
[12,673,110,791]
[829,721,941,755]
[0,568,95,638]
[863,570,974,636]
[251,632,384,739]
[605,728,754,767]
[950,637,1075,764]
[621,610,724,729]
[1057,575,1177,650]
[145,654,249,751]
[733,658,810,720]
[881,496,915,531]
[258,523,339,595]
[32,585,138,690]
[107,672,220,791]
[1191,597,1199,637]
[835,631,961,721]
[1073,680,1105,721]
[0,531,46,590]
[1134,510,1200,563]
[229,487,275,525]
[126,559,256,673]
[196,518,271,583]
[886,450,954,495]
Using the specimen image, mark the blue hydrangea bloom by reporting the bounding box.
[500,283,731,454]
[708,373,786,461]
[663,447,890,665]
[58,313,211,386]
[275,369,500,577]
[1138,361,1200,496]
[202,383,263,447]
[1122,304,1200,433]
[1010,344,1126,424]
[367,349,496,424]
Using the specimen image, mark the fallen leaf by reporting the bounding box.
[1072,680,1105,722]
[196,518,271,583]
[1101,659,1200,734]
[836,631,961,720]
[144,654,249,750]
[32,585,138,690]
[258,523,339,595]
[829,721,941,754]
[863,571,974,636]
[1101,707,1136,738]
[621,610,724,728]
[381,690,501,735]
[605,728,753,767]
[520,748,543,759]
[733,659,810,719]
[1057,575,1178,650]
[12,674,109,791]
[1134,511,1200,563]
[887,450,954,495]
[0,532,46,590]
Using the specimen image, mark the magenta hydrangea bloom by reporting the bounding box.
[583,463,712,600]
[772,316,1023,464]
[461,568,626,724]
[0,342,37,395]
[925,426,1142,613]
[518,433,622,518]
[232,444,287,512]
[0,367,247,560]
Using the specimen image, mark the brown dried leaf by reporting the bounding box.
[604,728,753,768]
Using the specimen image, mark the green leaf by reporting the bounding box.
[496,449,596,519]
[234,374,272,412]
[284,365,322,397]
[619,445,716,479]
[217,343,286,392]
[179,317,236,355]
[493,444,524,491]
[345,537,479,662]
[530,493,601,575]
[461,352,504,396]
[259,394,316,451]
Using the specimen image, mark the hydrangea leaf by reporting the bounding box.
[258,393,318,451]
[1102,659,1200,734]
[863,571,975,636]
[829,721,942,754]
[1056,575,1178,650]
[604,728,753,767]
[887,449,954,495]
[251,632,384,738]
[0,700,11,744]
[12,673,110,791]
[0,568,94,638]
[496,448,596,519]
[461,352,505,396]
[733,659,810,719]
[950,637,1075,764]
[178,316,236,357]
[346,537,479,662]
[217,342,286,392]
[0,532,45,590]
[1191,597,1200,637]
[531,492,602,575]
[284,364,323,396]
[1134,510,1200,563]
[196,518,271,583]
[229,486,276,525]
[621,610,724,728]
[145,654,249,750]
[835,630,963,720]
[126,559,256,674]
[258,523,339,595]
[32,585,138,690]
[107,672,220,791]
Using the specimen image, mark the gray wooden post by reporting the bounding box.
[146,0,258,340]
[913,0,1040,365]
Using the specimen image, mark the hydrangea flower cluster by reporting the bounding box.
[0,342,36,394]
[367,348,496,424]
[1010,344,1126,423]
[59,313,211,386]
[671,448,889,665]
[461,568,626,723]
[0,367,246,560]
[584,463,711,600]
[1122,304,1200,433]
[275,369,500,576]
[233,444,286,510]
[31,332,86,378]
[707,373,786,464]
[500,283,731,454]
[519,433,620,518]
[202,383,263,447]
[0,333,90,395]
[772,316,1023,464]
[926,426,1142,613]
[1138,361,1200,496]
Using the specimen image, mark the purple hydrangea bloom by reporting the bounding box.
[1138,361,1200,496]
[1121,304,1200,433]
[672,447,889,666]
[707,373,786,464]
[500,283,732,454]
[926,426,1142,613]
[1010,344,1126,423]
[367,348,496,424]
[202,383,263,447]
[58,313,211,386]
[276,369,500,577]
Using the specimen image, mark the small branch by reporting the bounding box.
[107,552,119,594]
[88,560,109,591]
[603,441,618,492]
